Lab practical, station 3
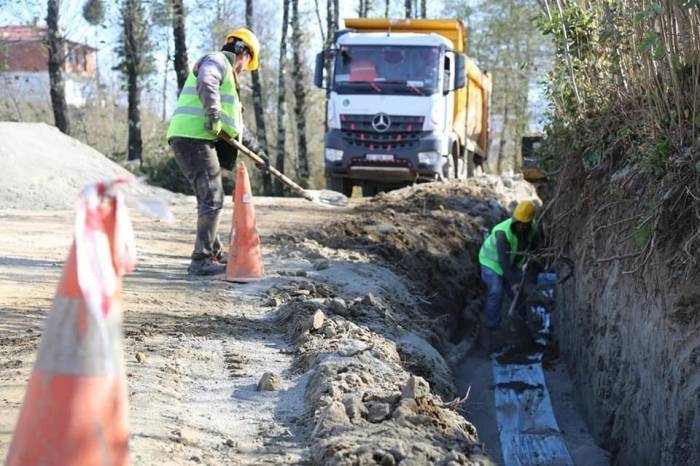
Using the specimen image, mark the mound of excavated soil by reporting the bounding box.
[259,177,539,465]
[0,122,172,209]
[311,177,539,349]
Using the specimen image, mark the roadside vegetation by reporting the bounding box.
[537,0,700,276]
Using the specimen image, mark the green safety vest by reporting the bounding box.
[166,52,242,141]
[479,218,537,276]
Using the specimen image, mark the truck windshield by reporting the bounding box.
[333,46,440,96]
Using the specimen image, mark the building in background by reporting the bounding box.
[0,23,97,107]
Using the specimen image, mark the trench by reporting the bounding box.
[311,178,615,465]
[427,217,611,465]
[448,276,610,466]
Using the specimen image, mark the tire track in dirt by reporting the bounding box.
[124,294,307,465]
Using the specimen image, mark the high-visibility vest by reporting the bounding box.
[479,218,536,276]
[166,52,242,141]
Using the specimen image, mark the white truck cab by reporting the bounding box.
[314,19,490,196]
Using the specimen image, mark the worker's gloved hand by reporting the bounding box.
[204,112,222,137]
[255,150,271,173]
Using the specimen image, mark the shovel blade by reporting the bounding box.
[306,190,349,208]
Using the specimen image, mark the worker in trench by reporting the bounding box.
[166,28,270,276]
[478,200,539,351]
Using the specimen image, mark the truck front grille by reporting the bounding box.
[339,114,424,151]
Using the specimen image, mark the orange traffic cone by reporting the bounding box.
[5,181,135,466]
[226,162,264,283]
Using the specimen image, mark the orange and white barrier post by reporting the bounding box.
[226,162,264,283]
[5,180,136,466]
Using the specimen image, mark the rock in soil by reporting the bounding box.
[303,310,326,332]
[343,395,368,421]
[326,297,348,315]
[313,259,330,270]
[401,375,430,400]
[366,401,391,423]
[313,400,350,437]
[257,372,282,391]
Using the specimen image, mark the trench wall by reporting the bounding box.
[553,161,700,465]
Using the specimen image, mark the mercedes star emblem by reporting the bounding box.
[372,113,391,132]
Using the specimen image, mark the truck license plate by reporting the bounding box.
[366,154,394,161]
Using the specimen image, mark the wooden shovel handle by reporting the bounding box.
[220,134,313,201]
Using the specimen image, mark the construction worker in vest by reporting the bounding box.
[166,28,269,276]
[478,200,538,347]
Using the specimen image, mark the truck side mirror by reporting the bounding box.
[454,53,467,90]
[314,51,325,89]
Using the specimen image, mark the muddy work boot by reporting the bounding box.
[188,257,226,276]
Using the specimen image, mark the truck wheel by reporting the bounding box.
[441,153,455,181]
[362,184,378,197]
[451,144,463,179]
[467,151,475,178]
[326,176,353,197]
[456,158,466,180]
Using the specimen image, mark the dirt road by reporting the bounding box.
[0,196,356,465]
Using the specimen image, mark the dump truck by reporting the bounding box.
[314,18,491,196]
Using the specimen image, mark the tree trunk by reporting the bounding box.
[290,0,309,184]
[127,66,143,163]
[121,0,146,163]
[385,0,389,17]
[420,0,426,18]
[46,0,70,135]
[275,0,291,195]
[513,22,529,173]
[324,0,339,133]
[162,34,170,121]
[358,0,371,17]
[172,0,188,94]
[245,0,272,195]
[313,0,326,43]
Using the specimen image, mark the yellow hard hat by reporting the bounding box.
[513,200,536,223]
[225,28,260,71]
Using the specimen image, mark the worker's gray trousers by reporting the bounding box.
[170,137,224,261]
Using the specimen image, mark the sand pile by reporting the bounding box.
[0,122,172,209]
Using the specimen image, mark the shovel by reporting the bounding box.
[220,134,349,208]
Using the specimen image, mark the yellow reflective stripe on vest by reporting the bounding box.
[171,107,238,128]
[179,86,238,104]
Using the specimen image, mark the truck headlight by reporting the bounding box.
[418,151,440,165]
[325,148,344,162]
